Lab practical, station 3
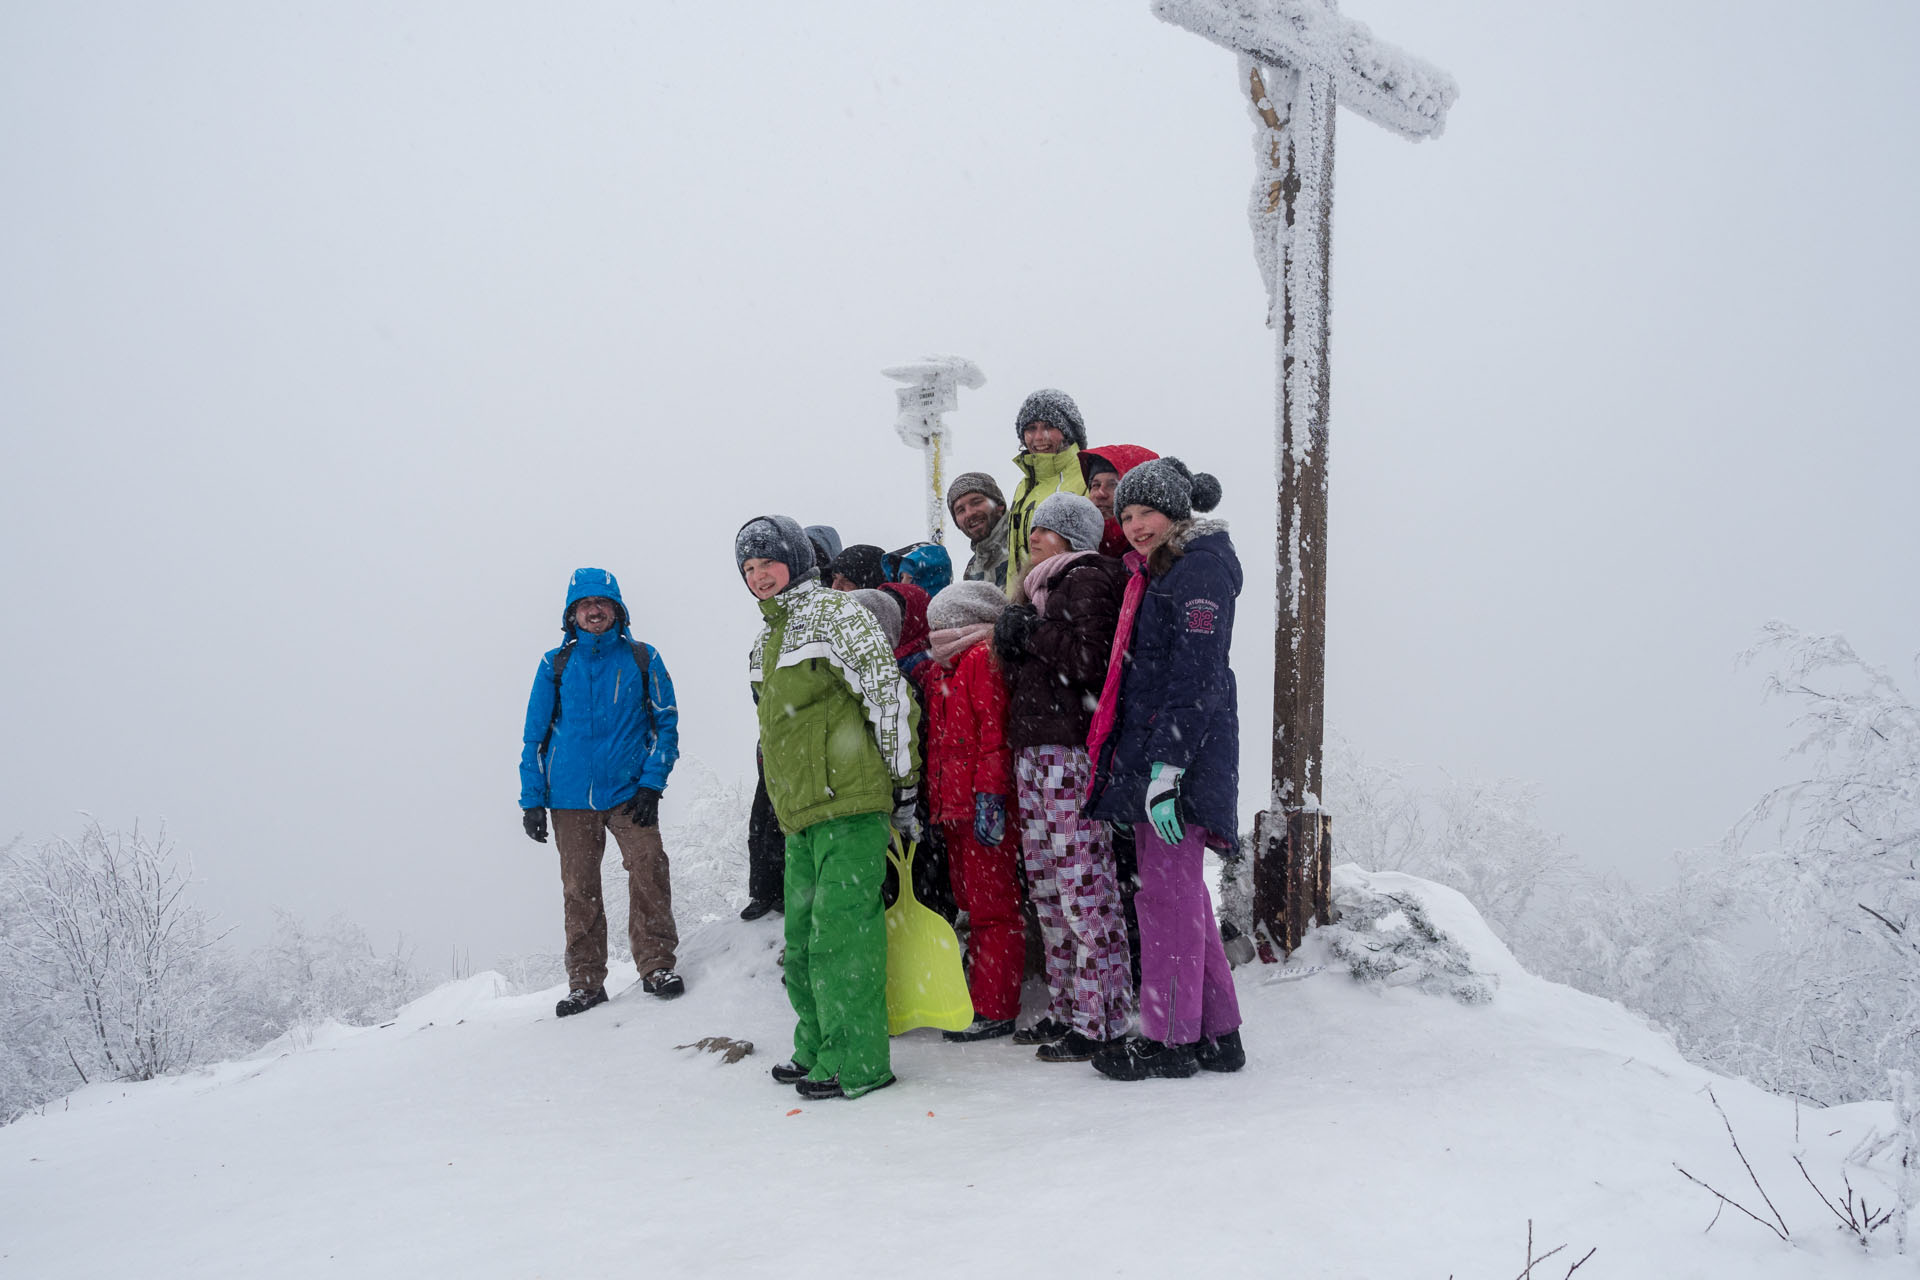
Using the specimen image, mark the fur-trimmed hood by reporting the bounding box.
[1148,517,1231,578]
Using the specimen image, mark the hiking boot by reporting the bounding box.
[1036,1030,1106,1063]
[739,897,782,922]
[941,1017,1016,1043]
[1012,1017,1069,1045]
[795,1074,897,1101]
[769,1060,810,1085]
[554,986,608,1018]
[1091,1036,1198,1081]
[1195,1028,1246,1073]
[642,968,686,999]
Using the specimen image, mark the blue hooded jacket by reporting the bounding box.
[1088,522,1241,852]
[519,568,680,811]
[884,542,954,596]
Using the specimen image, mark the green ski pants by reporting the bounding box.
[783,812,892,1097]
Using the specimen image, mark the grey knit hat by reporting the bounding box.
[947,472,1006,516]
[1014,388,1087,450]
[1030,492,1104,553]
[849,588,903,647]
[1112,457,1222,523]
[926,580,1008,630]
[734,514,818,589]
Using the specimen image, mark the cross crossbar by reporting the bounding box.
[1153,0,1458,139]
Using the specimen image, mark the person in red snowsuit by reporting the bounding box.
[919,580,1020,1041]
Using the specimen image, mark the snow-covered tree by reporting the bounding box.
[1728,623,1920,1105]
[232,910,424,1041]
[0,820,235,1095]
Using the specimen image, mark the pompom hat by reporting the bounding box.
[1112,456,1222,523]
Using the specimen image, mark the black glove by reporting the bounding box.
[522,807,548,843]
[995,604,1041,662]
[622,787,661,828]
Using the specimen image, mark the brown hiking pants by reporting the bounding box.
[551,808,678,990]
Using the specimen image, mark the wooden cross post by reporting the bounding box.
[1152,1,1457,956]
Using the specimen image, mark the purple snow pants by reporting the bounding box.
[1132,822,1241,1046]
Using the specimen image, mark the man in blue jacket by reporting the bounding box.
[520,568,684,1016]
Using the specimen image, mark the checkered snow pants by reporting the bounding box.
[1015,745,1134,1041]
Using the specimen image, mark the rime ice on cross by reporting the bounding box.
[1152,0,1457,956]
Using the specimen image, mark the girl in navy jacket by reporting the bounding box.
[1087,459,1246,1081]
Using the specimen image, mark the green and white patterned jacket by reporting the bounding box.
[749,579,920,833]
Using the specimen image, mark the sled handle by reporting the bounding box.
[886,833,917,876]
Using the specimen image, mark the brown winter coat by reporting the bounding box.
[1004,553,1129,750]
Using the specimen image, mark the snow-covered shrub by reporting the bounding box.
[230,910,425,1041]
[1323,738,1579,943]
[1725,625,1920,1105]
[658,758,753,929]
[1320,877,1495,1005]
[0,820,235,1097]
[493,951,567,996]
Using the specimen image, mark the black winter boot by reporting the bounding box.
[941,1017,1015,1043]
[770,1060,810,1085]
[642,968,686,999]
[555,986,609,1018]
[795,1074,897,1101]
[1012,1017,1069,1045]
[739,897,782,922]
[1036,1030,1106,1063]
[1091,1036,1198,1081]
[1195,1029,1246,1073]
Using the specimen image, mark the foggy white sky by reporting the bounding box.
[4,1,1916,966]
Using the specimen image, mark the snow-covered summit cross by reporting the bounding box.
[1153,0,1457,956]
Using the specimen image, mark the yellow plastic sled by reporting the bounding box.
[884,835,975,1035]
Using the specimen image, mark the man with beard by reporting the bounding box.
[946,472,1010,590]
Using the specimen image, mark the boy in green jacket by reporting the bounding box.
[736,514,921,1100]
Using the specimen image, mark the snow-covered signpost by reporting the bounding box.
[883,356,986,545]
[1152,0,1456,956]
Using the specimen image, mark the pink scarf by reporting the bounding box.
[929,624,994,668]
[1023,549,1101,614]
[1084,550,1149,779]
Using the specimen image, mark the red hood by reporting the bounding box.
[879,582,930,659]
[1081,443,1159,483]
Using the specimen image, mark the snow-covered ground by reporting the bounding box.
[0,868,1906,1277]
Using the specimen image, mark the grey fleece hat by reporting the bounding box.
[1014,387,1087,450]
[848,588,903,647]
[945,471,1006,514]
[734,514,818,589]
[926,580,1008,630]
[1030,492,1104,553]
[1113,456,1222,523]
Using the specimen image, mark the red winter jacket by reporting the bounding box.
[1082,443,1160,558]
[921,641,1012,824]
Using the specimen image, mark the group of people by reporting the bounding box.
[518,387,1246,1101]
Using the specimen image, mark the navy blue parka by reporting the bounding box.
[1087,521,1241,852]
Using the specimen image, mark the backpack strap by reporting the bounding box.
[541,638,655,757]
[540,642,575,758]
[626,639,653,715]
